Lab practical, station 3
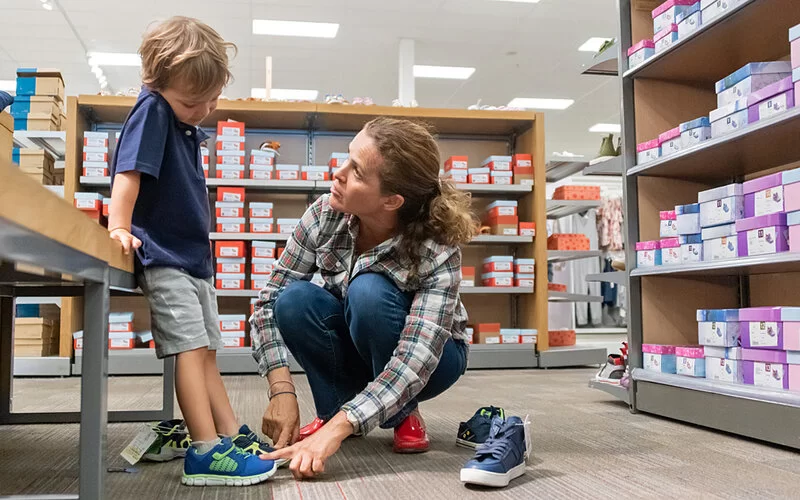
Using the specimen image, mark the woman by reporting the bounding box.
[250,117,475,479]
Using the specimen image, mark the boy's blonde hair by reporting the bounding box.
[139,16,237,97]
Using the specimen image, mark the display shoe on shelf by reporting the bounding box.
[143,419,192,462]
[182,437,277,487]
[460,416,528,488]
[363,97,375,106]
[595,354,626,383]
[352,97,365,105]
[594,133,618,163]
[611,259,626,271]
[393,408,430,454]
[456,406,506,449]
[615,136,622,156]
[297,417,326,441]
[232,424,289,468]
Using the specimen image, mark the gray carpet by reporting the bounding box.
[2,369,799,499]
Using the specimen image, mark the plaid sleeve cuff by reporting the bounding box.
[340,401,370,435]
[252,341,290,377]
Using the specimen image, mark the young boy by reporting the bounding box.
[109,16,279,487]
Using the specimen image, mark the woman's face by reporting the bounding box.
[330,129,400,217]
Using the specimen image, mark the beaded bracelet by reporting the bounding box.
[269,391,297,400]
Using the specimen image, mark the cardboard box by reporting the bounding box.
[485,214,519,236]
[278,218,301,234]
[221,331,246,348]
[468,167,490,184]
[10,95,61,120]
[14,112,60,131]
[216,273,245,290]
[250,218,274,233]
[216,257,245,274]
[215,202,244,218]
[302,165,330,181]
[83,131,109,148]
[486,201,518,218]
[14,318,55,341]
[218,187,245,203]
[549,329,576,347]
[252,257,276,275]
[215,164,245,179]
[217,120,245,137]
[483,256,514,273]
[219,314,246,332]
[461,266,475,287]
[514,166,534,186]
[445,156,468,171]
[512,154,532,168]
[249,202,273,219]
[0,112,13,167]
[250,165,273,180]
[519,222,536,237]
[216,240,245,258]
[552,185,601,201]
[252,241,276,258]
[491,171,513,185]
[13,148,54,173]
[216,135,245,151]
[15,68,65,101]
[474,323,501,344]
[547,233,590,251]
[481,271,514,287]
[250,149,276,166]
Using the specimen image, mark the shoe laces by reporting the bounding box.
[476,435,512,460]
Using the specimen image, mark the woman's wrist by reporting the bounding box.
[328,411,355,439]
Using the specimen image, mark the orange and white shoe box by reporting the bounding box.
[218,187,245,202]
[483,256,514,273]
[250,218,274,233]
[250,298,258,316]
[82,161,108,177]
[520,329,537,344]
[250,149,276,167]
[216,134,245,152]
[201,147,210,166]
[249,164,273,180]
[329,153,348,168]
[249,202,273,219]
[482,155,512,171]
[466,327,474,344]
[216,240,245,258]
[519,222,536,237]
[443,170,468,183]
[216,164,245,179]
[514,258,535,274]
[302,165,330,181]
[468,167,490,184]
[219,314,246,332]
[461,266,475,287]
[216,257,245,274]
[481,271,514,287]
[216,150,246,167]
[250,275,270,290]
[474,323,501,344]
[102,198,110,217]
[251,257,276,275]
[500,328,521,344]
[276,164,300,181]
[221,330,246,348]
[484,214,519,236]
[83,146,108,163]
[109,312,134,333]
[74,192,103,211]
[217,120,245,137]
[216,202,244,218]
[202,164,209,178]
[445,156,468,172]
[278,218,301,234]
[486,201,517,219]
[512,154,534,185]
[216,217,245,233]
[137,331,155,349]
[252,241,276,258]
[83,131,108,148]
[73,331,137,350]
[515,274,535,287]
[216,273,245,290]
[491,171,513,185]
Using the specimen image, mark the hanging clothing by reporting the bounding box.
[571,209,601,327]
[597,196,624,251]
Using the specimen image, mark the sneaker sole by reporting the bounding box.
[460,462,526,488]
[143,447,188,462]
[181,463,277,487]
[455,438,479,450]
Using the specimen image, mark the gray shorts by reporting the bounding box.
[137,267,222,359]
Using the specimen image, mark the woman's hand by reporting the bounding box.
[261,411,354,479]
[262,392,300,449]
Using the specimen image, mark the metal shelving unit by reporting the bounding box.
[546,199,601,219]
[471,235,533,244]
[548,291,603,303]
[583,156,622,176]
[13,130,66,160]
[209,232,533,244]
[581,40,619,77]
[588,378,630,404]
[218,286,535,297]
[545,160,589,182]
[618,0,800,449]
[547,250,603,263]
[586,271,626,285]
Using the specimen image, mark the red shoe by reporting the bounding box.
[393,410,430,453]
[298,417,326,441]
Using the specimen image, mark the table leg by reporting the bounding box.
[78,269,110,500]
[0,295,13,422]
[161,355,175,420]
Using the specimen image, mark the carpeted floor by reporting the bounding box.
[2,368,799,499]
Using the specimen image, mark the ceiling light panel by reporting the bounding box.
[87,52,141,67]
[589,123,621,133]
[578,37,614,52]
[413,65,475,80]
[0,80,15,92]
[252,20,339,38]
[507,98,574,110]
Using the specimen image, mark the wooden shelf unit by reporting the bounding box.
[620,0,800,448]
[63,96,551,365]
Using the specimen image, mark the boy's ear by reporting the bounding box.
[383,193,404,212]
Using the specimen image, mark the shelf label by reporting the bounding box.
[748,321,779,348]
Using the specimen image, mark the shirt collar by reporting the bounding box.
[142,86,209,140]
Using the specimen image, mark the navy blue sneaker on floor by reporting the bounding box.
[460,416,527,488]
[143,419,191,462]
[456,406,505,449]
[232,424,289,468]
[182,437,276,487]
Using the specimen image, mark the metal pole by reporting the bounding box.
[0,294,14,421]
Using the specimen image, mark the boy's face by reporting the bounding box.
[161,83,222,126]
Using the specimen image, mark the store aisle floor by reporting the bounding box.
[2,368,799,499]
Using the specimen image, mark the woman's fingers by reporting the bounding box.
[275,423,292,449]
[298,453,314,478]
[312,457,325,475]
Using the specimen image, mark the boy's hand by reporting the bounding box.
[109,228,142,255]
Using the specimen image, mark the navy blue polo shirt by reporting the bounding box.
[111,88,213,279]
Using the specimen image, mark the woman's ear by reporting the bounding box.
[383,193,405,212]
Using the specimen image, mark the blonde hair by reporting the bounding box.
[364,117,478,285]
[139,16,237,96]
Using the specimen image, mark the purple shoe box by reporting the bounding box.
[743,172,784,217]
[747,77,795,123]
[735,213,789,257]
[742,360,790,390]
[740,322,784,349]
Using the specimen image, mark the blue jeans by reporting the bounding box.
[274,273,468,429]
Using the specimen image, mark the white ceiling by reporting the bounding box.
[0,0,622,159]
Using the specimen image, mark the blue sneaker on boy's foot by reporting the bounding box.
[460,416,527,488]
[182,437,276,487]
[456,406,505,449]
[232,424,289,468]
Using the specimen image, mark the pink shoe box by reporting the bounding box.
[739,307,800,351]
[742,360,789,390]
[654,24,679,54]
[676,346,705,377]
[643,344,677,373]
[660,210,678,237]
[658,127,682,157]
[636,240,662,267]
[652,0,696,34]
[628,40,655,70]
[735,213,789,257]
[743,172,783,217]
[783,164,800,213]
[659,237,682,265]
[787,210,800,253]
[747,77,795,124]
[715,61,791,108]
[791,24,800,69]
[637,138,661,164]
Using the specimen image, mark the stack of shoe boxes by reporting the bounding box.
[82,132,110,181]
[329,153,348,177]
[12,148,55,185]
[251,241,277,291]
[250,149,275,179]
[73,192,105,224]
[14,303,60,357]
[484,200,518,236]
[215,240,246,291]
[0,111,12,167]
[482,156,513,185]
[481,256,514,287]
[249,202,274,235]
[215,120,246,179]
[219,315,246,348]
[12,68,65,131]
[216,187,246,235]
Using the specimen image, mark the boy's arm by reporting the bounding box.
[108,171,142,254]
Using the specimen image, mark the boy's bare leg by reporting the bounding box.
[175,348,217,442]
[205,349,240,437]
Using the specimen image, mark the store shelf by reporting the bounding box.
[538,345,607,368]
[545,161,588,182]
[80,176,110,186]
[586,271,626,286]
[547,250,603,263]
[548,291,603,303]
[12,130,66,159]
[216,290,260,297]
[15,296,62,306]
[630,252,800,278]
[206,179,328,192]
[623,0,798,84]
[13,356,71,376]
[461,287,534,294]
[210,233,291,241]
[455,183,533,196]
[467,343,538,369]
[583,156,622,176]
[627,106,800,180]
[546,199,601,219]
[581,42,618,77]
[588,378,630,404]
[471,235,533,244]
[576,327,628,334]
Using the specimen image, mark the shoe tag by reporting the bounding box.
[522,414,533,464]
[120,424,159,465]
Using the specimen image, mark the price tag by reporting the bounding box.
[522,414,533,464]
[120,424,158,465]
